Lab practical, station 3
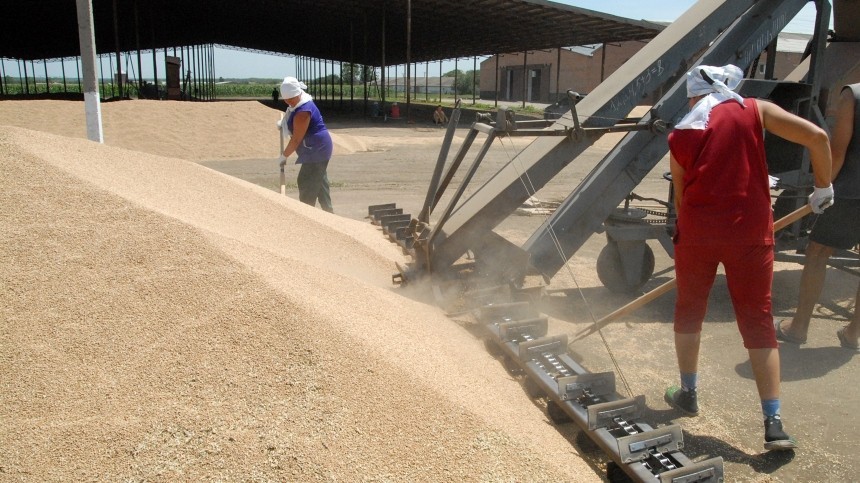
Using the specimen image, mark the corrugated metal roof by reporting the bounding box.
[0,0,662,65]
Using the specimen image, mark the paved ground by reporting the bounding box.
[201,105,859,482]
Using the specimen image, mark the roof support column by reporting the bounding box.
[405,0,411,120]
[380,4,386,110]
[472,56,476,104]
[362,13,368,115]
[75,0,104,142]
[43,60,49,94]
[112,0,123,97]
[454,58,459,100]
[135,0,142,94]
[349,21,355,106]
[22,60,30,95]
[556,47,561,100]
[521,50,527,108]
[439,60,442,101]
[494,53,498,107]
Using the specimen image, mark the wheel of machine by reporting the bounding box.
[523,378,545,399]
[546,400,572,424]
[596,241,655,294]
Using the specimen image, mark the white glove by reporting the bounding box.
[808,184,834,214]
[276,119,283,129]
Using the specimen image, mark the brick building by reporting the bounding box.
[479,32,809,105]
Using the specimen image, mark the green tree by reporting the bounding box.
[314,74,342,84]
[444,69,479,95]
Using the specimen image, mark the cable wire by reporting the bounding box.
[493,130,635,397]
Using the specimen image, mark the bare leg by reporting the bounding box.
[749,348,780,400]
[840,282,860,345]
[675,332,701,374]
[783,241,833,340]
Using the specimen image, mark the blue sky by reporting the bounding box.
[2,1,825,81]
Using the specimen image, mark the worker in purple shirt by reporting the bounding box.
[279,76,334,212]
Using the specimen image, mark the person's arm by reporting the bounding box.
[283,111,311,158]
[830,87,856,181]
[669,152,685,217]
[756,99,832,188]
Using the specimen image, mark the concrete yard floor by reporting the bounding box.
[201,112,859,482]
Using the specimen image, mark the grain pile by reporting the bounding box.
[0,101,600,481]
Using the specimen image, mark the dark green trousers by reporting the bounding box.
[297,161,333,213]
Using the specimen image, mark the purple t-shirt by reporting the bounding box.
[287,100,333,164]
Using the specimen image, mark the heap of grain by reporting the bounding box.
[0,100,598,481]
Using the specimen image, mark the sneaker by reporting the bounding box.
[764,415,798,451]
[664,385,699,416]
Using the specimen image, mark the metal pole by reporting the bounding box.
[151,21,158,97]
[99,55,106,99]
[472,55,476,104]
[556,47,561,100]
[135,0,142,94]
[349,21,355,106]
[494,53,499,107]
[405,0,411,119]
[522,50,527,108]
[112,0,123,97]
[454,58,458,101]
[22,59,30,95]
[76,57,82,93]
[362,13,368,115]
[108,54,115,98]
[381,5,386,110]
[75,0,104,142]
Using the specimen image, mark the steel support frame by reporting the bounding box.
[423,0,813,283]
[523,0,812,279]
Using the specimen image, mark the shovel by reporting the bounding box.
[572,204,814,342]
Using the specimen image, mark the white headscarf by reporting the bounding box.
[676,64,746,130]
[280,76,307,99]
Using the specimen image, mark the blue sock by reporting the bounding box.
[680,372,698,392]
[762,399,781,418]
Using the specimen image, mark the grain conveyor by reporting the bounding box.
[368,1,859,481]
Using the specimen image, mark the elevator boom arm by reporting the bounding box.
[427,0,813,280]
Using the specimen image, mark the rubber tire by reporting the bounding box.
[596,241,655,294]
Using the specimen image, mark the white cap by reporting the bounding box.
[280,76,307,99]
